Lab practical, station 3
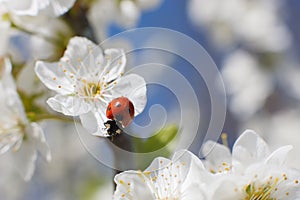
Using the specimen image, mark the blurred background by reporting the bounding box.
[1,0,300,199]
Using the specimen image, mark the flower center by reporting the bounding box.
[242,173,299,200]
[83,82,101,97]
[244,181,278,200]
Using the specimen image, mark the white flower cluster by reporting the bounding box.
[0,0,157,183]
[114,130,300,199]
[188,0,299,121]
[88,0,162,41]
[188,0,290,52]
[0,58,51,181]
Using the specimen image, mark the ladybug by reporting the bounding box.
[106,97,135,128]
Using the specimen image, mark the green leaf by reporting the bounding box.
[133,124,178,153]
[133,124,179,169]
[78,177,105,200]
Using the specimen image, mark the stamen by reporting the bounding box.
[221,133,229,148]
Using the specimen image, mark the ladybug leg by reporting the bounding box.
[116,129,122,135]
[109,135,115,142]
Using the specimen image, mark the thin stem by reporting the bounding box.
[108,131,134,190]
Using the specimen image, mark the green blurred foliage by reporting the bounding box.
[133,124,179,169]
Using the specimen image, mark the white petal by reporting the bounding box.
[35,61,74,94]
[174,150,207,195]
[79,107,108,137]
[30,35,57,60]
[114,171,154,199]
[1,58,28,121]
[144,156,171,172]
[29,123,51,162]
[210,179,240,200]
[233,129,270,165]
[4,0,39,16]
[265,145,293,166]
[172,149,205,177]
[6,0,75,16]
[10,139,37,181]
[181,183,206,200]
[103,48,126,82]
[41,0,76,16]
[0,131,23,155]
[62,36,103,74]
[111,74,147,116]
[87,0,115,41]
[47,95,91,116]
[119,0,140,28]
[202,140,232,167]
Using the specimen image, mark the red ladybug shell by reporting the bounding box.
[106,97,134,127]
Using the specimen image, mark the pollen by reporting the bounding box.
[83,82,101,97]
[243,177,280,200]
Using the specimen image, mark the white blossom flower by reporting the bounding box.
[35,36,147,137]
[202,130,300,199]
[221,50,273,119]
[114,150,206,200]
[0,58,51,181]
[0,0,75,16]
[241,109,300,168]
[0,0,73,62]
[188,0,291,52]
[222,50,300,120]
[88,0,162,41]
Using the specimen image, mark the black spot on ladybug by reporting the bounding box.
[115,102,121,107]
[128,108,131,114]
[107,107,111,111]
[115,114,123,121]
